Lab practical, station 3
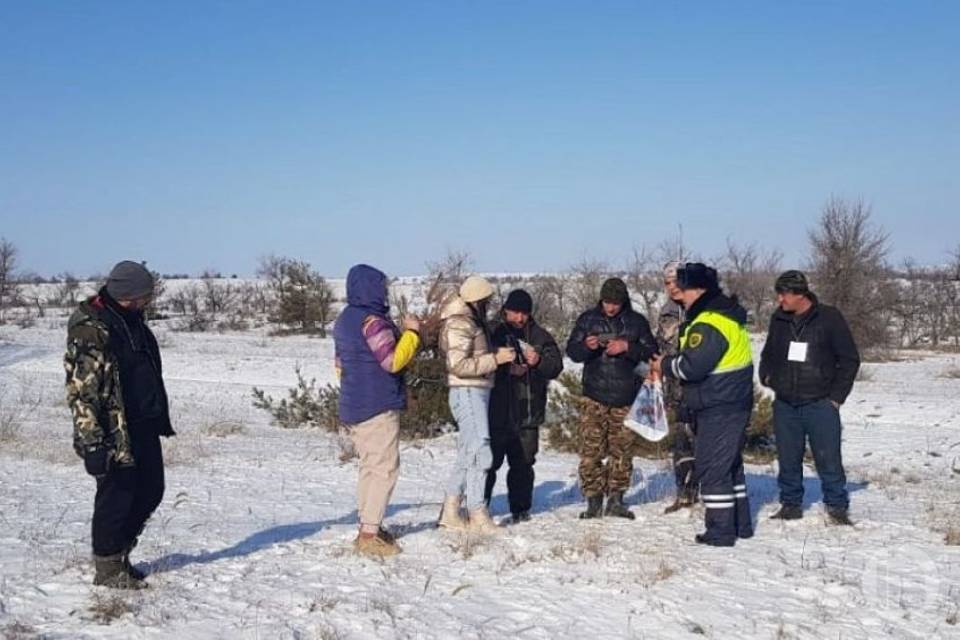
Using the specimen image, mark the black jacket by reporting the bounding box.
[489,318,563,437]
[566,301,657,408]
[98,289,174,433]
[759,296,860,406]
[662,290,754,413]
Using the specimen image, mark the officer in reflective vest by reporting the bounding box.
[651,263,754,546]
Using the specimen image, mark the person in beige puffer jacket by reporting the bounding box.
[437,275,515,534]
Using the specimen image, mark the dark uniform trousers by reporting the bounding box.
[694,405,753,544]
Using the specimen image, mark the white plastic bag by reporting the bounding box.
[624,380,669,442]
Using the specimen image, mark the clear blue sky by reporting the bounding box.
[1,1,957,278]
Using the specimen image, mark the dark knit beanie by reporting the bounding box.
[503,289,533,314]
[676,263,719,291]
[600,277,629,304]
[105,261,155,300]
[774,270,810,294]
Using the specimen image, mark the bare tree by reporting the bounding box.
[807,197,893,350]
[569,257,609,314]
[200,270,236,315]
[720,239,782,330]
[624,245,662,319]
[527,274,572,344]
[0,238,21,323]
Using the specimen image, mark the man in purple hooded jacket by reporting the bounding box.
[334,264,421,557]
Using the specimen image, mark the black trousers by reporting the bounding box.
[483,429,539,515]
[92,424,165,557]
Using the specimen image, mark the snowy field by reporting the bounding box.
[1,315,960,639]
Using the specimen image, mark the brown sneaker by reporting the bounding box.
[353,532,401,558]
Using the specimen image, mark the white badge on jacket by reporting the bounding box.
[788,341,808,362]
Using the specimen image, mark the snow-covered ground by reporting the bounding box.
[1,316,959,639]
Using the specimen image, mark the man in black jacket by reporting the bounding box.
[65,261,174,589]
[759,270,860,525]
[566,278,657,519]
[485,290,564,523]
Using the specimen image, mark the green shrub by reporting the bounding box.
[251,367,340,431]
[252,357,454,439]
[545,371,584,453]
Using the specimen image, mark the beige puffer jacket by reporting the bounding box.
[439,295,498,388]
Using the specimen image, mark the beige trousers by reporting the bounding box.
[350,410,401,533]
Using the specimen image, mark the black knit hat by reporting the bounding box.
[774,270,810,294]
[600,277,629,304]
[105,261,155,301]
[503,289,533,314]
[676,263,719,291]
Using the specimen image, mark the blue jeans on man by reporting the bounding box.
[773,398,848,509]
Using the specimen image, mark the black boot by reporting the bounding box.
[122,540,146,581]
[509,511,531,524]
[695,533,736,547]
[770,504,803,520]
[826,507,853,526]
[579,495,603,519]
[605,492,635,520]
[94,554,146,589]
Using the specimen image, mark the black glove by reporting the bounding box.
[83,447,111,478]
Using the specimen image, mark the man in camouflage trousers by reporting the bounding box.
[65,261,175,589]
[658,262,698,514]
[566,278,658,519]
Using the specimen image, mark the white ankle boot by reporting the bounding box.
[468,506,500,535]
[438,495,467,530]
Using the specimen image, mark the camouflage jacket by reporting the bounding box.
[64,292,174,466]
[655,300,685,412]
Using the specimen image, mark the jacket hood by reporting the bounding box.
[346,264,389,314]
[595,297,634,315]
[440,294,471,321]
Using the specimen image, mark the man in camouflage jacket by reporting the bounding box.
[65,261,174,589]
[658,262,697,513]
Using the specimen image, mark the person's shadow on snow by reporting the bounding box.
[743,473,868,524]
[144,502,420,575]
[487,480,570,516]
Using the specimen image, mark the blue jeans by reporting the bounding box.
[446,387,493,510]
[773,398,849,509]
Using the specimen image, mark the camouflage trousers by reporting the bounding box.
[578,397,636,497]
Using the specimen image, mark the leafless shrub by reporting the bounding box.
[200,271,237,315]
[0,375,44,442]
[51,271,82,307]
[2,621,39,639]
[88,593,137,625]
[202,421,246,437]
